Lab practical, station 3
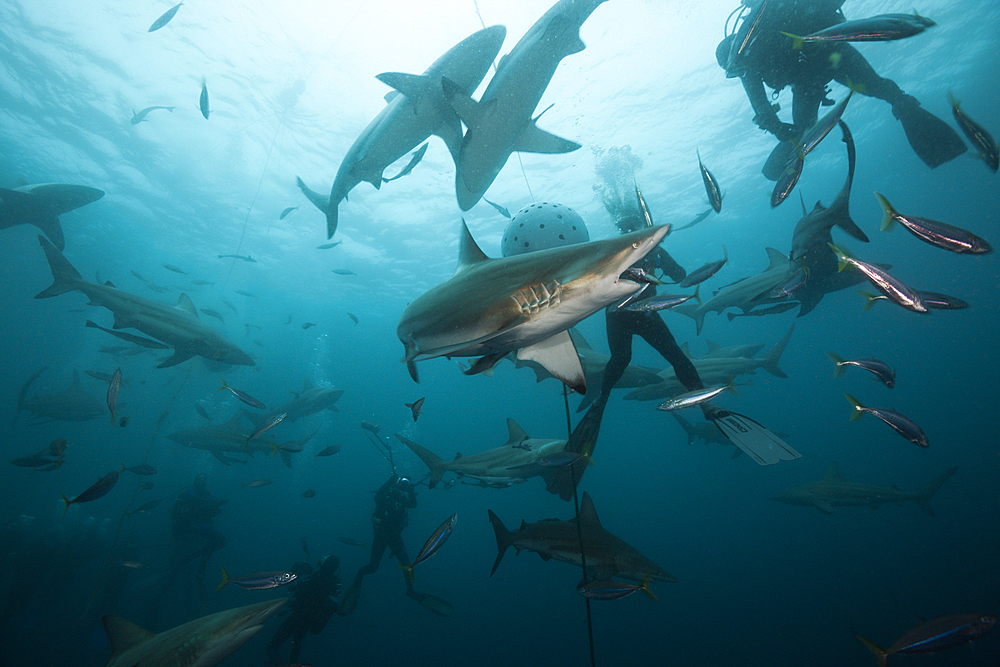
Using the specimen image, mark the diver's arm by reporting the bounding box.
[403,489,417,509]
[741,75,795,140]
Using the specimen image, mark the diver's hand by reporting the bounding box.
[772,122,799,142]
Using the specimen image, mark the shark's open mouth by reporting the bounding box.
[510,279,562,314]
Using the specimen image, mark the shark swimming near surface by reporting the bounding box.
[397,220,669,394]
[444,0,608,211]
[770,463,957,515]
[297,25,505,239]
[103,598,285,667]
[0,182,104,250]
[397,418,569,488]
[15,369,105,425]
[34,236,254,369]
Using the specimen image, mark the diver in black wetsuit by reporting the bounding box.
[338,475,452,617]
[718,0,964,179]
[267,557,341,664]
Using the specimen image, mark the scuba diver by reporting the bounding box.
[718,0,965,180]
[267,557,341,664]
[338,474,452,617]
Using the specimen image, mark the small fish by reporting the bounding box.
[301,322,316,329]
[199,78,210,120]
[483,198,511,218]
[301,489,316,498]
[383,143,428,182]
[122,463,157,476]
[86,320,170,349]
[339,537,366,547]
[856,614,996,666]
[671,208,713,233]
[130,270,147,282]
[119,561,146,569]
[771,152,804,208]
[948,90,998,172]
[844,394,928,447]
[826,353,895,388]
[315,445,342,457]
[200,308,225,323]
[148,2,183,32]
[126,499,162,517]
[578,575,658,601]
[725,0,769,76]
[195,403,212,420]
[245,323,263,331]
[191,279,215,286]
[245,413,287,442]
[331,269,356,276]
[782,13,936,49]
[234,290,258,298]
[239,478,275,489]
[405,397,425,422]
[85,370,114,383]
[347,312,358,325]
[401,513,457,582]
[696,150,723,213]
[657,384,733,411]
[621,267,663,285]
[623,290,699,313]
[222,297,239,313]
[507,451,592,470]
[279,206,299,220]
[63,470,120,513]
[859,290,968,311]
[766,266,808,299]
[316,242,341,250]
[219,379,266,409]
[48,439,68,457]
[216,567,296,592]
[119,416,129,427]
[876,193,991,254]
[360,421,380,434]
[161,263,187,275]
[831,244,927,313]
[219,254,256,262]
[130,106,176,124]
[106,368,122,423]
[679,247,727,288]
[11,454,59,468]
[726,302,800,321]
[147,283,170,293]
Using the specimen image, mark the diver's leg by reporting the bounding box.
[829,45,905,105]
[359,531,388,575]
[633,313,704,391]
[289,625,309,663]
[390,536,414,594]
[267,617,294,664]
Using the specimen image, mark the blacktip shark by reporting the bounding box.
[15,369,105,425]
[103,597,285,667]
[397,418,569,488]
[249,378,344,424]
[397,221,670,394]
[297,25,505,239]
[770,463,957,515]
[444,0,608,211]
[488,492,677,584]
[34,236,254,369]
[0,182,104,250]
[167,412,304,467]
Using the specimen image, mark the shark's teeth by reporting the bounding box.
[512,280,562,314]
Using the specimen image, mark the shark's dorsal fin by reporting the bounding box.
[453,452,462,460]
[455,220,489,275]
[384,90,399,103]
[812,201,826,213]
[71,369,81,387]
[302,378,314,392]
[704,339,721,355]
[519,519,528,530]
[505,418,529,446]
[375,72,435,104]
[102,615,153,658]
[822,462,842,481]
[764,247,788,270]
[576,492,602,529]
[175,293,198,318]
[103,280,116,288]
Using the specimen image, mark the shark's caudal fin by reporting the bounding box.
[914,466,958,517]
[487,509,515,577]
[855,635,889,667]
[761,324,794,378]
[672,302,706,336]
[295,176,338,239]
[34,235,83,298]
[395,434,446,488]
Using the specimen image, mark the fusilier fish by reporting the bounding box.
[131,106,175,124]
[401,513,457,582]
[216,568,296,592]
[679,248,727,288]
[696,150,723,213]
[578,575,657,601]
[63,470,120,512]
[844,394,928,447]
[856,614,996,667]
[199,78,210,120]
[826,353,895,388]
[148,3,183,33]
[830,244,926,313]
[859,289,968,311]
[948,90,998,172]
[781,12,936,48]
[656,384,732,411]
[219,379,265,409]
[279,206,298,220]
[245,413,286,442]
[315,445,342,457]
[876,193,991,254]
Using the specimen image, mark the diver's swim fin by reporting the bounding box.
[706,407,800,465]
[762,140,797,181]
[545,398,606,500]
[410,591,453,617]
[337,573,363,615]
[893,100,966,168]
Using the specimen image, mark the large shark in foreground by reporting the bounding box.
[397,221,669,394]
[34,236,254,368]
[771,463,957,515]
[397,418,568,488]
[14,369,104,424]
[103,598,285,667]
[0,182,104,250]
[488,492,676,584]
[297,25,505,239]
[444,0,608,210]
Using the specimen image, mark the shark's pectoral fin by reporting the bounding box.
[375,71,436,104]
[517,331,585,394]
[102,615,154,659]
[406,359,419,383]
[464,353,505,376]
[295,176,331,214]
[158,348,195,368]
[814,500,834,513]
[175,293,199,318]
[837,216,869,243]
[210,450,233,466]
[512,122,581,155]
[537,551,552,561]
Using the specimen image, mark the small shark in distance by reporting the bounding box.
[34,236,254,369]
[0,182,104,250]
[397,220,669,394]
[297,25,505,239]
[488,492,677,584]
[397,418,569,488]
[444,0,608,211]
[770,463,957,515]
[167,412,300,467]
[251,378,344,424]
[15,369,105,425]
[103,598,285,667]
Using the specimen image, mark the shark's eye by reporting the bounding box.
[632,242,639,249]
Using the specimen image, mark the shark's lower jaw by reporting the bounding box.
[510,279,563,314]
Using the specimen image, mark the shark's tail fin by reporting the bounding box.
[295,176,338,239]
[487,509,514,577]
[34,235,83,298]
[394,434,445,488]
[761,324,794,378]
[855,635,888,667]
[914,466,957,516]
[669,411,698,446]
[673,302,706,336]
[826,352,846,378]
